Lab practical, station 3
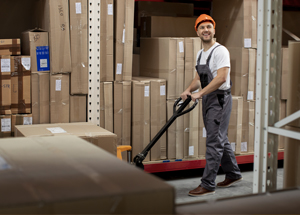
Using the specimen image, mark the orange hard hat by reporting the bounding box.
[195,14,216,31]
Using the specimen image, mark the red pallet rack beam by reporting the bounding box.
[144,151,284,173]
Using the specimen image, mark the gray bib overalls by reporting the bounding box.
[196,45,242,191]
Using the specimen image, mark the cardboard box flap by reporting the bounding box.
[22,28,47,33]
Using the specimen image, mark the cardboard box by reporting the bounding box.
[213,0,257,48]
[283,126,300,189]
[100,0,114,82]
[0,55,11,115]
[114,81,131,146]
[0,135,174,214]
[281,47,289,100]
[287,41,300,127]
[279,100,286,149]
[198,99,206,157]
[167,99,184,160]
[282,11,300,46]
[141,16,197,38]
[69,0,88,94]
[186,100,199,159]
[0,115,11,138]
[69,95,86,123]
[35,0,72,74]
[11,56,31,114]
[0,38,20,55]
[241,101,255,153]
[228,47,256,101]
[140,37,185,100]
[228,96,243,155]
[132,54,140,77]
[135,1,194,28]
[31,73,50,124]
[15,122,118,156]
[11,114,32,137]
[50,74,70,123]
[100,82,113,133]
[21,29,50,73]
[131,80,151,162]
[114,0,134,81]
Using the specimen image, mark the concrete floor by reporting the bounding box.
[152,161,284,205]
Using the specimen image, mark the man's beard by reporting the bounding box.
[201,36,213,43]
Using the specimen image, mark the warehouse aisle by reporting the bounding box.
[153,161,284,204]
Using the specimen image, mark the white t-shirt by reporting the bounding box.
[195,42,231,90]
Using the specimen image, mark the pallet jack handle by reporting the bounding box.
[133,95,198,170]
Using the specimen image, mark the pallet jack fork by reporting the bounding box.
[132,95,198,170]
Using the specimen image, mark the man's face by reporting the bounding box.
[196,22,215,43]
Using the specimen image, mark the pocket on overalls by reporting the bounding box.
[200,73,209,88]
[217,94,224,109]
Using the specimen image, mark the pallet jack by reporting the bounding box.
[130,95,198,170]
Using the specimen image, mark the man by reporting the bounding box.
[181,14,243,196]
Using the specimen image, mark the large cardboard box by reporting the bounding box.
[0,115,11,138]
[228,47,256,101]
[21,29,50,73]
[0,38,20,55]
[100,82,113,133]
[15,122,118,156]
[31,73,50,124]
[100,0,114,82]
[287,41,300,127]
[135,1,194,28]
[11,56,31,114]
[167,99,184,160]
[114,0,134,81]
[133,76,167,160]
[241,101,255,153]
[0,55,11,115]
[281,47,289,100]
[186,100,199,159]
[213,0,257,48]
[11,114,32,137]
[50,74,70,123]
[132,54,140,77]
[228,96,243,155]
[69,95,86,123]
[140,37,185,100]
[141,16,197,38]
[283,126,300,189]
[69,0,88,94]
[279,100,287,149]
[198,99,206,157]
[282,11,300,46]
[35,0,72,74]
[131,80,151,162]
[114,81,131,146]
[0,135,174,214]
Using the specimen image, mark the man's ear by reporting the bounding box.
[196,30,200,37]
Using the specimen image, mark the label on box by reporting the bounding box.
[247,91,254,100]
[1,59,11,72]
[122,29,125,43]
[244,38,252,48]
[116,63,122,75]
[1,118,11,132]
[241,142,247,152]
[231,142,236,152]
[56,80,62,91]
[144,86,149,97]
[23,117,33,125]
[47,127,67,134]
[0,156,11,170]
[108,4,113,15]
[203,127,206,137]
[36,46,50,71]
[179,41,184,53]
[22,58,31,70]
[160,85,166,96]
[189,146,194,156]
[75,2,82,14]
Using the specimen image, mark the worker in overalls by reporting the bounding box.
[181,14,243,196]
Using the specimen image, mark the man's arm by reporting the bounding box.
[191,67,229,101]
[180,73,201,100]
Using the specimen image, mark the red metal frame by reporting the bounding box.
[144,151,284,173]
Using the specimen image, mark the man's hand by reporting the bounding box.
[180,90,192,101]
[191,91,203,102]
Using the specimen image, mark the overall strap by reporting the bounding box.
[206,44,221,65]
